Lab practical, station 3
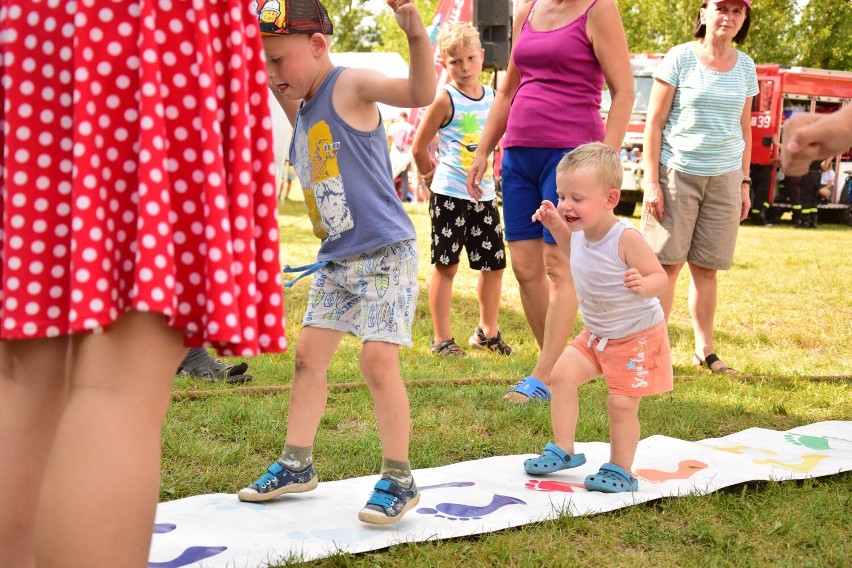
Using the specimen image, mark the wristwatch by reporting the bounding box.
[742,178,752,186]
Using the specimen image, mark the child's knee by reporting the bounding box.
[608,393,641,415]
[434,262,459,277]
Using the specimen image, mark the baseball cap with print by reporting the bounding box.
[709,0,751,6]
[256,0,334,36]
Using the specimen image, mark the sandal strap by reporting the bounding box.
[432,338,463,355]
[509,376,551,400]
[704,353,734,372]
[541,442,569,460]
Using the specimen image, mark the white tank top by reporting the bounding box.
[571,219,663,346]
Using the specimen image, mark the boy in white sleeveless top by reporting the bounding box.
[523,143,673,493]
[411,22,512,358]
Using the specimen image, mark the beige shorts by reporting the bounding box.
[640,166,742,270]
[570,321,673,397]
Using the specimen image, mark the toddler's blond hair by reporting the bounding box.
[436,22,482,59]
[556,142,623,190]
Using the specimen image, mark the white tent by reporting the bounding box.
[268,52,413,180]
[331,52,414,177]
[329,52,411,122]
[268,90,292,180]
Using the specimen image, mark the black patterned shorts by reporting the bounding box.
[429,193,506,270]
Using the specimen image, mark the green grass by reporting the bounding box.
[163,195,852,567]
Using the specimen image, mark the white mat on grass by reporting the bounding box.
[149,421,852,567]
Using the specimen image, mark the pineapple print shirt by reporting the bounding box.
[290,67,416,261]
[432,84,496,202]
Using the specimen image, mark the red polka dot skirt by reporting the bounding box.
[0,0,287,356]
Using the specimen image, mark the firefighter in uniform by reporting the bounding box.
[798,160,822,228]
[750,164,773,225]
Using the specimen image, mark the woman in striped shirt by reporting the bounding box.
[640,0,758,376]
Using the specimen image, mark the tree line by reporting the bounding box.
[320,0,850,71]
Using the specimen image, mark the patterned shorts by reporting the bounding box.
[570,321,673,397]
[303,240,418,346]
[429,194,506,270]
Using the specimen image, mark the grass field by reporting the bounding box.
[164,191,852,567]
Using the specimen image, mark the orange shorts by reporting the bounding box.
[570,320,673,397]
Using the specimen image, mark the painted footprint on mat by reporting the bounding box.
[784,434,830,450]
[634,460,708,483]
[421,481,476,491]
[525,479,585,493]
[417,494,526,521]
[713,445,776,456]
[149,523,227,568]
[754,454,829,473]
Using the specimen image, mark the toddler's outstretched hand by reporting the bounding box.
[387,0,424,36]
[623,268,647,296]
[531,200,561,231]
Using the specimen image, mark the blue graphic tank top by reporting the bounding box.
[289,66,415,261]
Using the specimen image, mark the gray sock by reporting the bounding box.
[381,457,413,489]
[277,444,312,471]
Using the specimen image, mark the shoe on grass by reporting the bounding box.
[430,338,466,357]
[357,477,420,524]
[176,347,252,384]
[237,461,318,503]
[468,326,512,356]
[502,376,551,403]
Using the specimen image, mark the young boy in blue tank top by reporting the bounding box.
[524,143,673,493]
[238,0,435,524]
[411,22,512,358]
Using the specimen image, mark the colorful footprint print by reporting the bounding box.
[634,460,708,483]
[754,454,830,473]
[148,547,228,568]
[784,434,831,450]
[420,481,476,491]
[149,523,226,568]
[525,479,585,493]
[713,445,777,456]
[417,494,526,521]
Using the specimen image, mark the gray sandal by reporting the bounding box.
[430,338,466,357]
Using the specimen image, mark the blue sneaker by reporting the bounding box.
[237,461,318,503]
[357,477,420,524]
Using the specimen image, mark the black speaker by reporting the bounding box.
[473,0,511,69]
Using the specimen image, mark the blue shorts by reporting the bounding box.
[500,147,573,244]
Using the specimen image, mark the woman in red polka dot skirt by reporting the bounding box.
[0,1,287,565]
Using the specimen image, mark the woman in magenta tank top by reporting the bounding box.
[466,0,633,403]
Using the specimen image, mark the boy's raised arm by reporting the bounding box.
[353,1,436,109]
[389,0,437,108]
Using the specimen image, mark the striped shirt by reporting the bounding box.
[655,42,759,176]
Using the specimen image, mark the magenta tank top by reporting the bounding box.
[504,0,605,149]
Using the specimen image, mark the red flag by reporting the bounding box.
[411,0,472,128]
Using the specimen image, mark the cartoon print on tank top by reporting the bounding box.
[294,120,353,241]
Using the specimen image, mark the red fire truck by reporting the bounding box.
[601,54,664,216]
[603,57,852,223]
[751,65,852,224]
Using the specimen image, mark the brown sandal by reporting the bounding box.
[430,338,466,357]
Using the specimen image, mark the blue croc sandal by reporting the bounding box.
[504,376,551,402]
[584,462,638,493]
[524,442,587,474]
